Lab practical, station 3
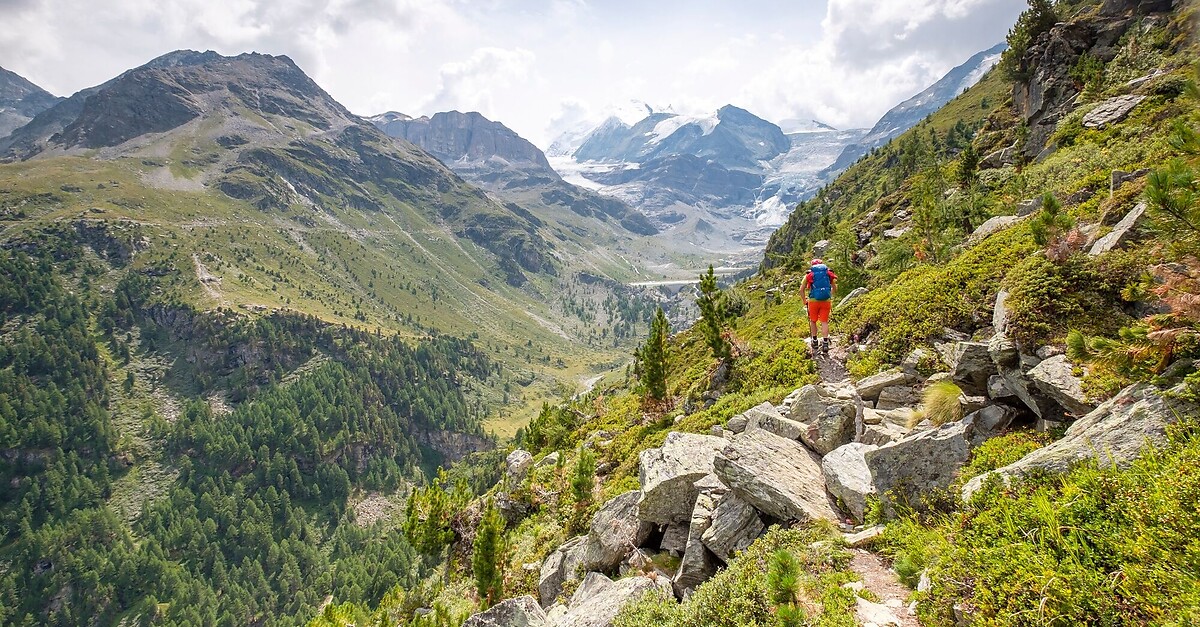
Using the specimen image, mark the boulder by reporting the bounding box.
[1015,196,1044,217]
[1027,355,1095,416]
[785,383,859,455]
[638,432,728,524]
[900,348,929,376]
[865,422,973,516]
[1110,169,1150,196]
[876,385,922,411]
[962,404,1019,447]
[959,394,989,415]
[673,492,720,597]
[967,215,1024,244]
[813,239,831,257]
[714,429,840,523]
[944,341,995,393]
[587,492,653,571]
[987,374,1017,401]
[856,598,904,627]
[659,522,689,556]
[539,536,590,606]
[988,332,1019,369]
[535,451,561,469]
[726,414,749,434]
[822,443,878,523]
[700,492,764,562]
[963,383,1197,501]
[980,144,1015,169]
[993,290,1010,334]
[844,525,886,547]
[1082,94,1146,129]
[883,226,911,239]
[463,595,548,627]
[1089,202,1146,256]
[860,421,910,446]
[506,450,534,485]
[743,402,806,441]
[558,572,674,627]
[837,286,868,310]
[855,369,913,402]
[998,364,1063,420]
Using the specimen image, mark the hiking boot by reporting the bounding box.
[810,337,820,357]
[821,338,831,354]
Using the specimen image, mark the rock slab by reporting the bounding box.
[638,432,728,524]
[463,596,548,627]
[714,428,839,523]
[822,442,878,523]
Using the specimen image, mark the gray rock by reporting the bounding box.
[998,365,1062,420]
[673,492,720,597]
[744,401,806,441]
[1110,169,1150,194]
[967,215,1024,244]
[1016,196,1044,217]
[714,429,840,523]
[1035,345,1065,360]
[981,144,1015,169]
[993,290,1011,334]
[962,404,1019,447]
[785,384,860,455]
[813,239,831,257]
[876,385,922,411]
[559,573,674,627]
[855,369,913,402]
[963,383,1197,501]
[944,341,995,393]
[844,525,886,547]
[987,374,1018,401]
[860,421,910,446]
[1089,202,1146,256]
[865,422,973,516]
[638,432,728,524]
[659,522,689,557]
[837,286,868,310]
[463,595,548,627]
[959,394,989,415]
[506,450,534,485]
[1082,94,1146,129]
[900,348,929,376]
[883,226,911,239]
[726,414,749,434]
[856,598,904,627]
[588,492,653,571]
[988,332,1019,369]
[539,536,590,606]
[822,443,878,523]
[1027,355,1095,416]
[700,492,764,562]
[535,451,561,469]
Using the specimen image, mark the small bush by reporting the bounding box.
[912,380,965,427]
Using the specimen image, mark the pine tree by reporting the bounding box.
[472,500,505,609]
[696,266,732,363]
[999,0,1059,80]
[570,448,596,505]
[638,307,670,401]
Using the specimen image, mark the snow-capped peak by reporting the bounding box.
[367,111,412,124]
[646,112,719,144]
[778,118,839,134]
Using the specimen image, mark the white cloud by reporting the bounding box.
[422,47,537,117]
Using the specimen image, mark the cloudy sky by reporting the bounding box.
[0,0,1025,148]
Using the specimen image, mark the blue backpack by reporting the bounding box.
[809,264,832,301]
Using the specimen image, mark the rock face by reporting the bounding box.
[506,450,534,485]
[785,383,860,454]
[822,443,878,523]
[963,383,1196,500]
[714,429,839,523]
[588,492,653,572]
[837,287,868,310]
[1089,202,1146,256]
[1027,355,1095,416]
[700,493,764,562]
[638,432,728,524]
[1082,94,1146,129]
[865,422,973,515]
[463,596,548,627]
[0,65,61,138]
[557,572,673,627]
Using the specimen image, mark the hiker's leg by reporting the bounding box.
[820,320,829,338]
[808,319,818,337]
[807,302,818,338]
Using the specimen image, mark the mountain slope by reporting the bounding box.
[0,65,60,138]
[823,42,1007,174]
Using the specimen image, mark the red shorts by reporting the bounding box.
[807,300,832,323]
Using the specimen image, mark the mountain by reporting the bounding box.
[370,110,657,236]
[550,105,865,256]
[0,65,61,138]
[822,42,1007,174]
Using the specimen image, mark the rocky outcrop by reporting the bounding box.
[1082,95,1146,129]
[539,537,590,606]
[1027,355,1095,417]
[822,443,878,523]
[855,370,913,402]
[967,215,1025,244]
[714,429,839,523]
[673,492,720,596]
[785,383,860,454]
[700,493,764,562]
[464,596,548,627]
[865,422,973,515]
[1089,202,1146,256]
[942,341,995,394]
[876,385,922,411]
[638,432,727,524]
[506,450,534,486]
[557,572,673,627]
[963,383,1196,500]
[588,492,653,572]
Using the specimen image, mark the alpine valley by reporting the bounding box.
[5,0,1199,626]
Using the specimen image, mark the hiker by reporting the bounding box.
[802,258,837,354]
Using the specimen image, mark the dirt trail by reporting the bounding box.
[812,337,851,384]
[848,549,920,626]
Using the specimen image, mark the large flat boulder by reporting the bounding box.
[638,432,728,524]
[700,492,764,562]
[963,383,1196,501]
[943,341,995,393]
[1082,94,1146,129]
[855,369,913,402]
[743,401,806,440]
[822,442,878,523]
[865,422,972,516]
[587,491,653,572]
[876,385,922,411]
[558,572,674,627]
[714,429,839,523]
[464,596,548,627]
[1027,354,1095,417]
[967,215,1024,244]
[1089,202,1146,256]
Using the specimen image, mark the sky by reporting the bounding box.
[0,0,1026,148]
